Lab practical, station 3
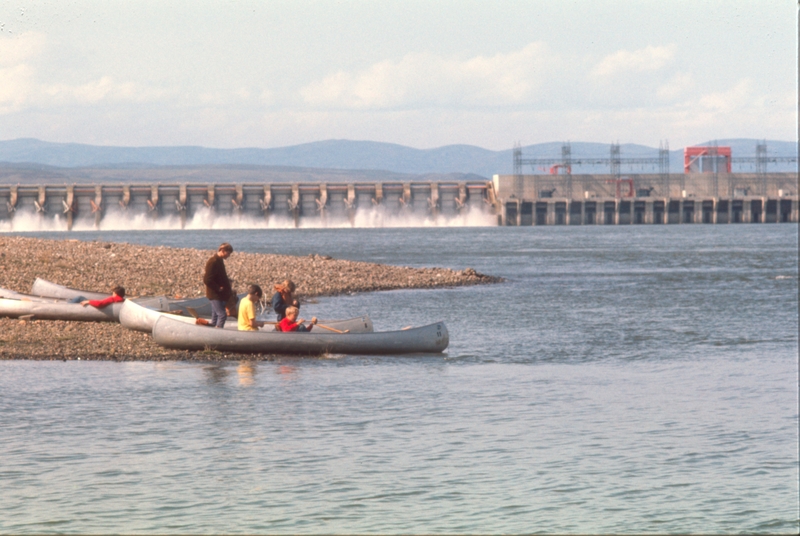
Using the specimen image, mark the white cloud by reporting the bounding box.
[656,72,695,101]
[0,63,35,112]
[300,42,553,110]
[43,76,173,104]
[698,79,754,112]
[0,31,46,66]
[0,32,175,112]
[259,89,275,106]
[591,45,676,77]
[0,33,44,112]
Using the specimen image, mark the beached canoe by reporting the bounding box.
[0,286,176,322]
[0,287,65,303]
[0,297,124,322]
[30,278,250,316]
[30,278,110,301]
[9,282,192,313]
[158,293,253,317]
[118,299,223,332]
[151,314,448,355]
[119,299,374,334]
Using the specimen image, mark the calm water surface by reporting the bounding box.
[1,224,797,533]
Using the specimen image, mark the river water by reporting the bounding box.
[1,224,798,533]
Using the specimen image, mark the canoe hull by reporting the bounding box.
[119,299,374,334]
[118,299,201,332]
[0,287,65,303]
[0,297,123,322]
[152,315,447,355]
[31,278,250,316]
[30,278,109,301]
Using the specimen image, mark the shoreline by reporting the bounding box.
[0,236,500,361]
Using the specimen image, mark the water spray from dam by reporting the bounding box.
[0,181,498,232]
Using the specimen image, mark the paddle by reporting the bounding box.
[313,323,349,334]
[185,307,214,326]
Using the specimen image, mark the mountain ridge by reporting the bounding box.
[0,138,796,178]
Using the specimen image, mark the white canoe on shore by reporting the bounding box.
[0,287,66,303]
[119,299,374,334]
[1,285,191,322]
[29,278,251,317]
[151,314,448,355]
[30,278,110,301]
[1,287,157,322]
[118,299,226,332]
[0,297,123,322]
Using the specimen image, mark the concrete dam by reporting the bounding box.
[0,181,498,231]
[494,172,798,225]
[0,173,797,231]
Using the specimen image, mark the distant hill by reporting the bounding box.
[0,162,491,186]
[0,138,795,179]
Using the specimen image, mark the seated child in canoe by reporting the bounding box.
[76,286,125,308]
[238,284,267,331]
[276,306,317,332]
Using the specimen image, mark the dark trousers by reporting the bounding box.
[210,300,227,328]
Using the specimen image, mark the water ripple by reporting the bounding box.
[1,225,798,533]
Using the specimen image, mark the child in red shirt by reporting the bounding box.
[81,286,125,308]
[277,306,317,332]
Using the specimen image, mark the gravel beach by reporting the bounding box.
[0,236,500,360]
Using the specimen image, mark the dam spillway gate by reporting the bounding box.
[0,181,498,230]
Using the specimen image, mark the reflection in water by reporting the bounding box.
[0,226,796,534]
[237,361,256,386]
[276,364,299,381]
[203,364,230,384]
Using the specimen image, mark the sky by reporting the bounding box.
[0,0,796,150]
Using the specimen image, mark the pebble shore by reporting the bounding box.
[0,236,500,361]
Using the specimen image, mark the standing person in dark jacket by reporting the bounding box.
[203,243,234,328]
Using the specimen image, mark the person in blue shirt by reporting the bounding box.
[271,279,298,321]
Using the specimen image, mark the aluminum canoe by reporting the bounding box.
[0,297,123,322]
[119,299,374,334]
[30,278,249,316]
[0,287,66,303]
[30,278,110,301]
[151,314,447,355]
[118,299,219,332]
